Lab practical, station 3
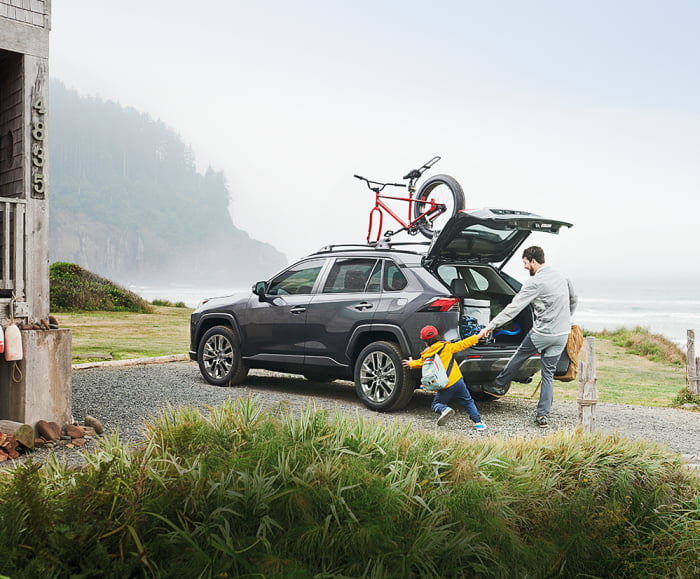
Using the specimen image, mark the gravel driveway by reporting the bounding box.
[64,360,700,467]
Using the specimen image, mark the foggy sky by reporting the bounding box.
[49,0,700,286]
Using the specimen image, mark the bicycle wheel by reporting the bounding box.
[414,174,465,238]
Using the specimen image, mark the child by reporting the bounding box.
[402,325,486,430]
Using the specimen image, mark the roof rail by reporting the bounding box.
[383,241,431,249]
[316,243,374,253]
[315,240,430,254]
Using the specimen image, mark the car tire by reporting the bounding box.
[197,325,249,386]
[354,341,416,411]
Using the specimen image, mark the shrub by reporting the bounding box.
[595,326,685,366]
[151,298,187,308]
[49,262,153,313]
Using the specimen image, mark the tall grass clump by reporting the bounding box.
[0,398,697,578]
[50,262,153,312]
[594,326,685,366]
[151,298,187,308]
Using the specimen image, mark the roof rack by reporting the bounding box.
[315,240,431,254]
[316,243,374,253]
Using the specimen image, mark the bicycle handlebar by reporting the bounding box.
[354,174,406,192]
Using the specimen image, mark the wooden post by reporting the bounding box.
[687,330,699,395]
[577,336,598,433]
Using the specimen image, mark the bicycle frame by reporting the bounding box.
[367,190,443,243]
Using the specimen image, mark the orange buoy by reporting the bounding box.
[4,323,22,361]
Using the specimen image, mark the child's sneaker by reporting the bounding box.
[437,407,455,426]
[473,422,486,431]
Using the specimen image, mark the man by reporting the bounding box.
[477,246,577,427]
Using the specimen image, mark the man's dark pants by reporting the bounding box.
[493,332,564,417]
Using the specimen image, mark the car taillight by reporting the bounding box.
[419,297,460,312]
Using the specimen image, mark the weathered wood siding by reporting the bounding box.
[0,1,50,320]
[0,51,23,198]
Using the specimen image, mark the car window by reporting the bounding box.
[457,266,513,295]
[469,269,489,291]
[322,258,379,293]
[366,261,382,292]
[383,261,407,291]
[437,265,458,286]
[267,259,325,295]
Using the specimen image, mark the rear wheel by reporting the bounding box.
[354,341,416,411]
[197,325,249,386]
[414,174,465,238]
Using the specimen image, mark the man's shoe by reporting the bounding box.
[437,407,455,426]
[473,422,486,431]
[535,415,549,428]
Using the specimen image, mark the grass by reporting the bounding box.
[151,298,188,308]
[508,326,689,407]
[508,336,687,407]
[55,305,191,363]
[0,399,697,577]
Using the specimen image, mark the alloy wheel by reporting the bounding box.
[202,333,234,380]
[359,350,397,403]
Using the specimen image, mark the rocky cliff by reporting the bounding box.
[48,80,286,286]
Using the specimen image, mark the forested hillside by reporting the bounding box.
[48,80,286,286]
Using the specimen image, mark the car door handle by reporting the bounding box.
[290,306,307,314]
[354,302,374,311]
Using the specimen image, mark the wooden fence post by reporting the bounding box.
[577,336,597,433]
[687,330,699,395]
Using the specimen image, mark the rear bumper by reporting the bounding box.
[456,348,541,387]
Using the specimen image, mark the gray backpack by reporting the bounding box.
[421,345,455,391]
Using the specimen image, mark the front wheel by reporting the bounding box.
[354,341,417,411]
[413,174,465,238]
[197,325,249,386]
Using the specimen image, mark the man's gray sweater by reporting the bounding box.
[486,265,577,336]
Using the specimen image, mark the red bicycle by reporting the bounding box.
[354,156,465,243]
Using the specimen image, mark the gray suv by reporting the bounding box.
[189,208,572,411]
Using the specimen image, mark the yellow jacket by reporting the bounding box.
[407,335,479,388]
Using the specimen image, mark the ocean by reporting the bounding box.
[571,278,700,349]
[131,277,700,351]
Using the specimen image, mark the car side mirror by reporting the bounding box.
[253,281,267,299]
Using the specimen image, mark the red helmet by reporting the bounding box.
[420,325,439,340]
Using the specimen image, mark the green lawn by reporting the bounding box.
[508,337,686,407]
